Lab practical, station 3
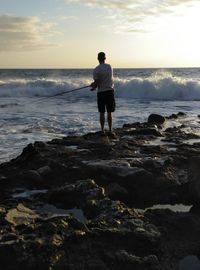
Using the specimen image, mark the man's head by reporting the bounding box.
[98,52,106,62]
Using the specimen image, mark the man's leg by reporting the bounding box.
[100,113,105,132]
[107,112,112,132]
[106,91,115,133]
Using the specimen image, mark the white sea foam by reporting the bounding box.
[0,78,91,97]
[0,69,200,100]
[114,71,200,100]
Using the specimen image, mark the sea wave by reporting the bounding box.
[0,78,91,97]
[115,72,200,100]
[0,71,200,100]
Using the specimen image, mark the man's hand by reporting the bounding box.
[90,82,97,91]
[90,82,97,88]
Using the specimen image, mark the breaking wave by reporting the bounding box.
[115,72,200,100]
[0,78,91,97]
[0,69,200,100]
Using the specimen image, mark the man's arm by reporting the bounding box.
[91,68,100,90]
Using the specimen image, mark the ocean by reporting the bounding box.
[0,68,200,163]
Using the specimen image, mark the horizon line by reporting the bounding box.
[0,66,199,69]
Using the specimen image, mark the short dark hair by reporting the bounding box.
[98,52,106,60]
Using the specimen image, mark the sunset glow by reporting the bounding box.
[0,0,200,68]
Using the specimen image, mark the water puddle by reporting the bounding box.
[146,137,177,147]
[38,204,87,224]
[65,145,90,153]
[145,204,192,212]
[182,139,200,145]
[65,145,78,150]
[179,255,200,270]
[12,189,48,199]
[6,203,87,225]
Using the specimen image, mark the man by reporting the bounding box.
[90,52,116,135]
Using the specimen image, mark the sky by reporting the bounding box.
[0,0,200,68]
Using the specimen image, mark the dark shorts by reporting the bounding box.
[97,90,116,113]
[97,90,115,113]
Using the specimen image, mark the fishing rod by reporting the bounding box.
[49,85,91,97]
[31,85,91,104]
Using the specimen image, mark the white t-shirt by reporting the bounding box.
[93,63,114,93]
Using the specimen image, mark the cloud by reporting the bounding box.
[59,15,79,21]
[65,0,198,33]
[0,15,58,52]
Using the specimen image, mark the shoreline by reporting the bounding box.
[1,112,200,269]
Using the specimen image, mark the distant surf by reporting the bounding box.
[0,68,200,100]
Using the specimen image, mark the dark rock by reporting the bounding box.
[115,250,142,264]
[34,141,48,148]
[166,111,186,119]
[115,250,161,269]
[44,179,105,208]
[20,170,43,187]
[1,233,18,242]
[148,114,165,125]
[177,112,186,117]
[82,199,100,219]
[168,113,178,119]
[127,128,163,137]
[143,254,160,267]
[37,165,51,177]
[118,168,156,203]
[0,242,18,268]
[106,183,128,201]
[0,174,7,183]
[188,156,200,203]
[164,126,179,133]
[123,122,141,129]
[87,261,109,270]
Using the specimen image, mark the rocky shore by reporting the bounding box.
[1,112,200,270]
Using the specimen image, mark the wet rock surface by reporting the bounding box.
[0,112,200,269]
